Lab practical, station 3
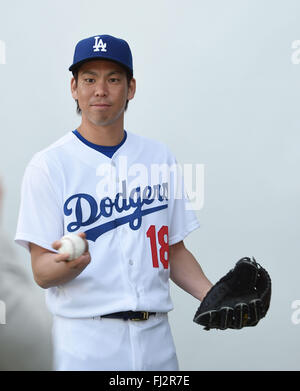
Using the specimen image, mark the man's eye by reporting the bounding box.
[109,78,120,83]
[84,78,95,83]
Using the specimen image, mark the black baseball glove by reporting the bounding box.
[193,257,271,330]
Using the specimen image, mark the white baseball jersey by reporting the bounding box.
[15,130,200,318]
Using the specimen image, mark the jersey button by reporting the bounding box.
[129,259,134,266]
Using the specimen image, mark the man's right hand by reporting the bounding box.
[30,232,91,288]
[51,232,91,270]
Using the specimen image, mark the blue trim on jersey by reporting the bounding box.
[72,129,127,158]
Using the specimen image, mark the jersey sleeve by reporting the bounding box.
[167,155,200,246]
[15,162,64,253]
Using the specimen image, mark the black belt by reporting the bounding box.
[101,311,156,321]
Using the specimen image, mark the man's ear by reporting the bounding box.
[71,77,78,100]
[127,77,136,101]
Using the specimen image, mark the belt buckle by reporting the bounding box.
[131,311,149,321]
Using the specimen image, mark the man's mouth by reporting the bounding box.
[91,103,111,107]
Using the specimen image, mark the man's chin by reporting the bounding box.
[82,108,124,127]
[89,112,124,127]
[89,116,114,127]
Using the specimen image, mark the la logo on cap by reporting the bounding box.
[93,36,107,53]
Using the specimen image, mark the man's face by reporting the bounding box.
[71,60,136,127]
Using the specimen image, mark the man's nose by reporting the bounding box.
[94,80,108,97]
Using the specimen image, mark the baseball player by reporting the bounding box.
[15,34,213,371]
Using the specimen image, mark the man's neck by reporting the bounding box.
[77,117,125,146]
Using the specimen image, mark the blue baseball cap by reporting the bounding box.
[69,34,133,76]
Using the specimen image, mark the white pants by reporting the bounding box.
[52,313,179,371]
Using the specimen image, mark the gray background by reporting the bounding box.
[0,0,299,370]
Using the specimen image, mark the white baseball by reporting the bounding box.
[58,233,86,261]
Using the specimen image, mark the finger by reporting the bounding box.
[55,253,70,263]
[66,253,91,268]
[79,253,91,263]
[52,240,62,250]
[219,307,233,329]
[241,304,250,327]
[233,304,242,329]
[194,310,213,329]
[235,303,249,329]
[249,300,258,324]
[249,299,262,325]
[209,310,220,330]
[199,310,219,330]
[234,303,249,329]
